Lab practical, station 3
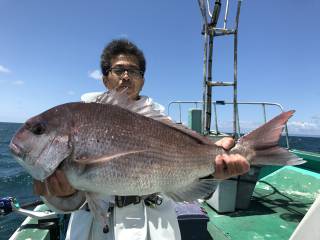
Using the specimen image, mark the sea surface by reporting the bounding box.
[1,122,320,239]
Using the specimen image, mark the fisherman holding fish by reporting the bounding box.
[11,39,300,240]
[31,39,250,240]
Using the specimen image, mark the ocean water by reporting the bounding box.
[0,122,38,239]
[0,122,320,239]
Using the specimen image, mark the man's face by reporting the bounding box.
[102,54,144,100]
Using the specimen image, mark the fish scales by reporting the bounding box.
[63,103,216,195]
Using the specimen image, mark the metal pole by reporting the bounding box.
[213,102,219,133]
[262,104,267,123]
[205,34,214,134]
[203,0,222,135]
[211,0,222,26]
[223,0,229,29]
[179,103,182,123]
[233,0,242,139]
[236,109,241,136]
[285,124,290,149]
[202,33,209,134]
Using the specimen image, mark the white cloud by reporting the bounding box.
[88,69,102,80]
[119,33,129,39]
[287,119,320,136]
[0,65,10,74]
[288,121,318,130]
[218,118,320,136]
[67,90,75,95]
[12,80,24,85]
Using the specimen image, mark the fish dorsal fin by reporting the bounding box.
[96,89,170,121]
[96,89,215,146]
[158,120,215,145]
[239,110,295,149]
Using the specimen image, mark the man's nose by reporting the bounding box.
[121,71,130,81]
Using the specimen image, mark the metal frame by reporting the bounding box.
[201,0,242,139]
[168,100,291,149]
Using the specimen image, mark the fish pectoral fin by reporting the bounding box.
[41,191,86,212]
[73,150,148,165]
[165,179,220,202]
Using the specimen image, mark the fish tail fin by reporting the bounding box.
[231,110,305,166]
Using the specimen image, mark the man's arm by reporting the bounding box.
[213,137,250,179]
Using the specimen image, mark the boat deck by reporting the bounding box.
[203,166,320,240]
[9,204,67,240]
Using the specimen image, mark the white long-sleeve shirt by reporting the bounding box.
[64,92,181,240]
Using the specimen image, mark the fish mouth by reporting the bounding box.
[9,141,54,181]
[9,141,26,159]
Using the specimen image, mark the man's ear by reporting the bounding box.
[102,75,109,88]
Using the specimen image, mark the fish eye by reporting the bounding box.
[30,122,46,135]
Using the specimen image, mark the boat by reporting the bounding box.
[2,0,320,239]
[170,1,320,239]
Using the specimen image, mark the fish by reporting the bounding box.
[9,90,304,224]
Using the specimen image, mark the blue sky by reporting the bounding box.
[0,0,319,136]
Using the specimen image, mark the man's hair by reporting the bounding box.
[100,39,146,76]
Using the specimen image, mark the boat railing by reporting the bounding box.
[167,100,290,149]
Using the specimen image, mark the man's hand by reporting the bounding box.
[214,137,250,179]
[33,170,76,197]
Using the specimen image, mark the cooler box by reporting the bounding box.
[175,202,212,240]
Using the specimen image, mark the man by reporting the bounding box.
[34,39,249,240]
